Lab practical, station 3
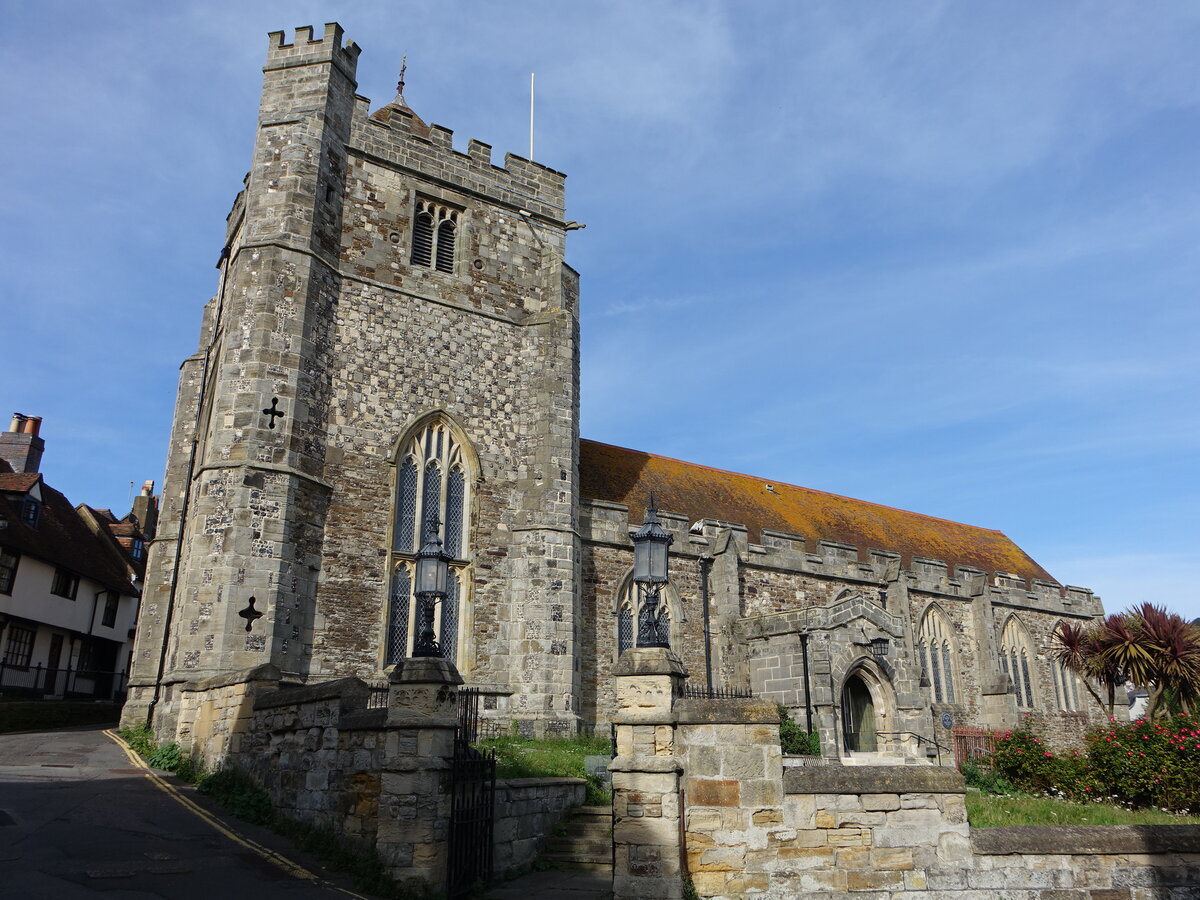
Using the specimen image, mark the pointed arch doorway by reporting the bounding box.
[842,674,878,752]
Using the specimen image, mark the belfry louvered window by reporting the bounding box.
[1000,617,1036,709]
[918,607,957,704]
[410,198,459,273]
[386,418,472,665]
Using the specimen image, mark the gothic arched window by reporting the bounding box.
[918,607,957,704]
[385,418,472,665]
[1050,622,1083,711]
[999,617,1036,709]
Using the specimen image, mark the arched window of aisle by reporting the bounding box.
[918,605,957,704]
[385,415,475,666]
[1050,622,1084,712]
[1000,616,1036,709]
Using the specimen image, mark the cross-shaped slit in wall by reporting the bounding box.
[239,596,264,632]
[262,397,285,429]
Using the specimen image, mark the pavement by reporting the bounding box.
[0,726,376,899]
[0,725,613,899]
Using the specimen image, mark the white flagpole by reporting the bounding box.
[529,72,535,160]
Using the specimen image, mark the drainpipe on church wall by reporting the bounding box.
[800,632,813,734]
[699,556,713,691]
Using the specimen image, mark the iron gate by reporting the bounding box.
[447,687,495,898]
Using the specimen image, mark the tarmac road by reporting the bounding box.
[0,726,368,900]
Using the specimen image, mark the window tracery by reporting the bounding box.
[385,418,472,665]
[999,617,1036,709]
[918,607,957,704]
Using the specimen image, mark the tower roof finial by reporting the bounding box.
[396,54,407,101]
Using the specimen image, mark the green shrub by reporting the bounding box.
[960,757,1014,795]
[118,721,158,758]
[777,705,820,755]
[146,742,183,772]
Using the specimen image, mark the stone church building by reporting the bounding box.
[123,24,1105,761]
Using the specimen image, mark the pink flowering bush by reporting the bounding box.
[1085,713,1200,812]
[984,714,1200,812]
[990,725,1095,799]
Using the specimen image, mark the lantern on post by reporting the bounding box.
[632,494,673,648]
[412,517,450,658]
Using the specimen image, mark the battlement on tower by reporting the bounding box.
[350,96,566,223]
[265,23,361,75]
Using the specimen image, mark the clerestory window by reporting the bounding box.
[386,418,472,666]
[410,198,459,273]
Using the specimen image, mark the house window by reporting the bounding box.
[20,499,40,528]
[0,549,18,594]
[410,199,459,273]
[51,568,79,600]
[101,592,119,628]
[1000,617,1036,709]
[131,539,145,561]
[918,607,956,704]
[3,625,35,668]
[385,418,472,665]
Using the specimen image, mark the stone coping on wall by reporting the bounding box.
[339,709,386,730]
[174,663,283,692]
[675,697,780,725]
[784,764,966,795]
[252,676,369,710]
[972,824,1200,855]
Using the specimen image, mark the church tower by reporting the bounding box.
[124,24,582,738]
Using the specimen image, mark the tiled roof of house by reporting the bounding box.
[579,439,1055,584]
[0,479,137,595]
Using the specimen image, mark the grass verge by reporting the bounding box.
[966,789,1200,827]
[476,733,613,806]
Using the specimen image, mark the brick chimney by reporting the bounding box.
[0,413,45,474]
[131,479,159,539]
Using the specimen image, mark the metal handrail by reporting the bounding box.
[874,731,952,764]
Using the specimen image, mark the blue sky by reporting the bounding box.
[2,2,1197,619]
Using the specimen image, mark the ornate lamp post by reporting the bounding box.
[633,495,673,649]
[412,518,450,658]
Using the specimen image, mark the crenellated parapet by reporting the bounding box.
[579,498,1101,618]
[265,23,361,81]
[348,96,566,224]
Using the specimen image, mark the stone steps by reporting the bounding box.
[540,805,612,873]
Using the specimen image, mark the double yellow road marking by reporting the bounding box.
[103,729,368,898]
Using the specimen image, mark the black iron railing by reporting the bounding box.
[0,661,126,701]
[365,685,389,709]
[681,684,754,700]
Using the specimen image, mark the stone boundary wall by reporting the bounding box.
[494,777,588,878]
[712,766,1200,899]
[611,647,1200,900]
[203,666,584,889]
